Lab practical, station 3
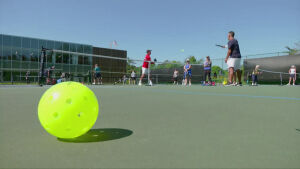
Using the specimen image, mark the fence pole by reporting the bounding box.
[280,73,282,86]
[148,61,150,85]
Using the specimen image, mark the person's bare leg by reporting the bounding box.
[140,74,145,82]
[288,77,291,85]
[189,78,191,86]
[293,77,296,85]
[233,71,236,84]
[236,69,241,83]
[149,74,153,85]
[228,67,234,83]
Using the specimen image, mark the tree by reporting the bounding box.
[185,56,204,64]
[151,60,182,70]
[285,46,298,55]
[188,56,197,64]
[285,41,300,55]
[211,65,223,74]
[127,58,141,73]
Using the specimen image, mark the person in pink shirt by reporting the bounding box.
[139,50,154,86]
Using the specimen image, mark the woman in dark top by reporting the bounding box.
[203,56,212,85]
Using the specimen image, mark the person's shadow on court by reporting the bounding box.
[57,128,133,143]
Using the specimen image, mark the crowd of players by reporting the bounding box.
[111,31,296,86]
[24,31,296,86]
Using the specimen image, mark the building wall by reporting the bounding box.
[0,34,127,84]
[92,47,127,82]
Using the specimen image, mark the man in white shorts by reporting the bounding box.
[224,31,242,86]
[139,50,154,86]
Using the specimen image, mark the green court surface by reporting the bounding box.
[0,85,300,168]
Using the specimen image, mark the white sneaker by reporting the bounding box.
[225,82,235,86]
[138,81,142,86]
[149,80,153,86]
[92,82,95,85]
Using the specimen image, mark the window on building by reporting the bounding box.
[55,42,62,64]
[12,48,21,60]
[22,38,30,49]
[22,49,31,61]
[3,35,11,60]
[31,39,38,50]
[30,49,38,62]
[0,34,2,61]
[39,40,47,50]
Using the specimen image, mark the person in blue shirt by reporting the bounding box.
[203,56,212,85]
[93,64,102,85]
[183,59,192,86]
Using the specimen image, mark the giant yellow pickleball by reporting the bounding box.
[38,82,99,139]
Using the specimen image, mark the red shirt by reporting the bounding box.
[142,54,151,68]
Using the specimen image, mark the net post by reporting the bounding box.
[280,73,282,86]
[148,60,151,85]
[245,55,248,84]
[38,47,46,86]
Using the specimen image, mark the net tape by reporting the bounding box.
[51,49,204,66]
[258,69,299,75]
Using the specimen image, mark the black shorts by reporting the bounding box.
[131,77,136,80]
[95,73,101,78]
[290,74,295,78]
[173,77,178,81]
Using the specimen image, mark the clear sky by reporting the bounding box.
[0,0,299,62]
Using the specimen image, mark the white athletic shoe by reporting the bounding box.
[138,81,142,86]
[92,82,95,85]
[225,82,235,86]
[149,80,153,86]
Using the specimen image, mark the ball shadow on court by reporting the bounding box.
[57,128,133,143]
